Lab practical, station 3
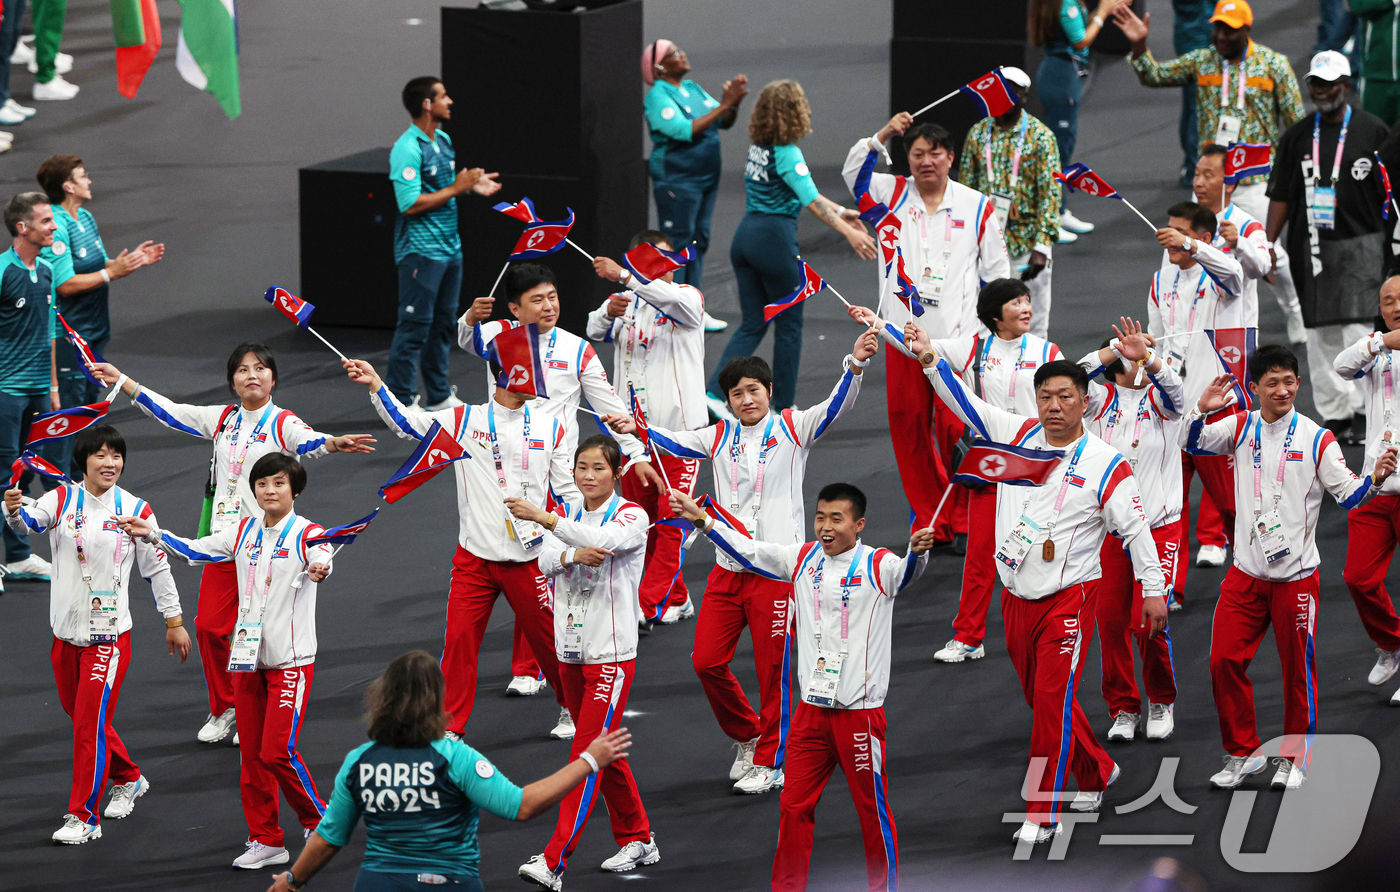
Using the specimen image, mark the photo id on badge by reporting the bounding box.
[88,591,118,643]
[994,515,1042,573]
[228,621,262,672]
[803,649,844,707]
[920,260,947,303]
[1214,114,1242,147]
[562,595,587,661]
[992,193,1012,233]
[1255,510,1293,565]
[1312,185,1337,230]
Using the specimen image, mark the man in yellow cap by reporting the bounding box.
[1114,0,1309,345]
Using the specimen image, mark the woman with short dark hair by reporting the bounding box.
[263,651,632,892]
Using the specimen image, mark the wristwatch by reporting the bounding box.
[618,269,632,285]
[285,870,306,891]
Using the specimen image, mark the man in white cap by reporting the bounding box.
[959,67,1063,338]
[1266,51,1390,442]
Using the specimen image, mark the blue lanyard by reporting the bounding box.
[981,334,1029,401]
[226,403,276,482]
[1313,104,1352,186]
[572,494,621,524]
[812,544,866,644]
[1252,411,1298,514]
[487,402,533,493]
[74,486,124,586]
[729,415,777,512]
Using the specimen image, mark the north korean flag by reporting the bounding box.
[1054,163,1122,200]
[763,262,826,322]
[952,440,1066,487]
[57,313,106,386]
[378,422,468,503]
[959,69,1019,118]
[486,323,550,399]
[630,384,651,454]
[305,507,381,546]
[623,242,695,285]
[1206,327,1257,409]
[1223,143,1272,184]
[887,248,925,317]
[860,192,904,266]
[1377,152,1397,220]
[510,210,575,260]
[26,402,111,446]
[698,494,751,538]
[9,451,72,488]
[493,197,542,224]
[264,286,316,329]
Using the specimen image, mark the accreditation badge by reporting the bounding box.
[227,621,262,672]
[1255,510,1293,565]
[1312,185,1337,230]
[1214,114,1242,147]
[88,591,119,643]
[803,649,844,707]
[919,260,947,304]
[994,515,1042,573]
[992,192,1013,233]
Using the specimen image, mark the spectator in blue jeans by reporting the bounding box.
[386,76,502,410]
[0,191,64,583]
[1174,0,1215,185]
[0,0,30,130]
[705,80,875,414]
[642,39,748,333]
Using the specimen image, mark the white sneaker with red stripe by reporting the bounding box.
[52,814,102,844]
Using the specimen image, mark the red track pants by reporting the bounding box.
[443,546,564,732]
[1094,524,1179,717]
[195,561,238,716]
[1176,452,1236,600]
[885,349,965,540]
[542,661,650,875]
[950,486,998,647]
[234,664,325,846]
[692,565,793,769]
[772,702,898,892]
[1342,493,1400,652]
[1003,583,1116,825]
[623,454,699,621]
[51,632,140,826]
[1210,567,1319,762]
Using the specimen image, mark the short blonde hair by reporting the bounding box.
[748,80,812,147]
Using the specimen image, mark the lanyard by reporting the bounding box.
[812,545,864,648]
[983,334,1030,401]
[1105,391,1151,450]
[983,111,1029,189]
[1032,436,1087,541]
[729,415,777,519]
[917,206,956,263]
[1167,268,1210,333]
[240,511,298,624]
[226,404,276,489]
[570,495,620,592]
[487,403,534,493]
[1312,105,1352,187]
[1384,354,1394,432]
[73,486,125,592]
[1220,45,1249,110]
[1251,412,1298,516]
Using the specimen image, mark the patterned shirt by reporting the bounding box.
[1130,40,1305,185]
[959,110,1061,257]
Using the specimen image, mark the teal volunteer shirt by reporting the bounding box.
[389,124,463,264]
[42,206,111,347]
[743,143,820,217]
[0,249,58,397]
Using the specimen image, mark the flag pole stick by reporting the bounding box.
[920,483,956,535]
[566,239,595,262]
[1122,198,1159,234]
[825,284,855,309]
[913,89,960,117]
[306,326,349,362]
[488,260,510,296]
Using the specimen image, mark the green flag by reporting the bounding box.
[176,0,240,119]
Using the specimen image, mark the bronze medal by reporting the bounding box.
[1042,539,1055,562]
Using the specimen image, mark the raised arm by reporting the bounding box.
[906,322,1029,442]
[875,539,932,597]
[670,489,796,580]
[789,332,875,446]
[1317,433,1390,510]
[5,487,59,535]
[1179,375,1246,454]
[1192,239,1245,298]
[90,365,225,439]
[1334,331,1391,380]
[842,129,902,202]
[343,358,443,441]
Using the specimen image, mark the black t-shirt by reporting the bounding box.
[1267,104,1391,325]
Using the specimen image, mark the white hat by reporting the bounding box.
[1001,66,1031,89]
[1308,50,1351,82]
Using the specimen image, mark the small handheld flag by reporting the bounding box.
[1223,143,1272,185]
[1378,153,1399,221]
[56,313,107,387]
[9,451,72,488]
[27,402,111,445]
[952,441,1066,487]
[629,384,652,454]
[510,210,575,260]
[378,422,468,503]
[494,197,542,223]
[888,248,925,318]
[764,262,827,321]
[486,323,550,399]
[1054,164,1157,233]
[697,494,751,538]
[262,286,348,361]
[305,507,381,546]
[1205,327,1257,411]
[623,242,696,285]
[959,69,1019,118]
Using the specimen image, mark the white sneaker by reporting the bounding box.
[1285,310,1308,346]
[0,106,25,125]
[518,854,562,890]
[660,597,695,624]
[1168,597,1183,612]
[103,775,148,819]
[1107,712,1139,742]
[506,675,547,696]
[198,708,236,743]
[733,764,783,794]
[601,833,660,871]
[425,386,464,411]
[232,840,290,869]
[730,737,758,781]
[1070,762,1120,813]
[232,731,239,746]
[549,706,575,740]
[5,98,34,117]
[0,128,14,143]
[27,50,73,75]
[933,638,985,663]
[1056,226,1079,244]
[1270,757,1305,790]
[444,729,462,742]
[52,814,101,844]
[1011,820,1061,844]
[702,312,728,332]
[1369,648,1400,686]
[705,392,736,424]
[1209,754,1268,789]
[1060,210,1095,234]
[1195,544,1227,567]
[33,75,80,101]
[10,36,35,66]
[1145,703,1174,740]
[4,554,52,580]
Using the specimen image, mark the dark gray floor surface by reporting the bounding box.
[2,1,1398,890]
